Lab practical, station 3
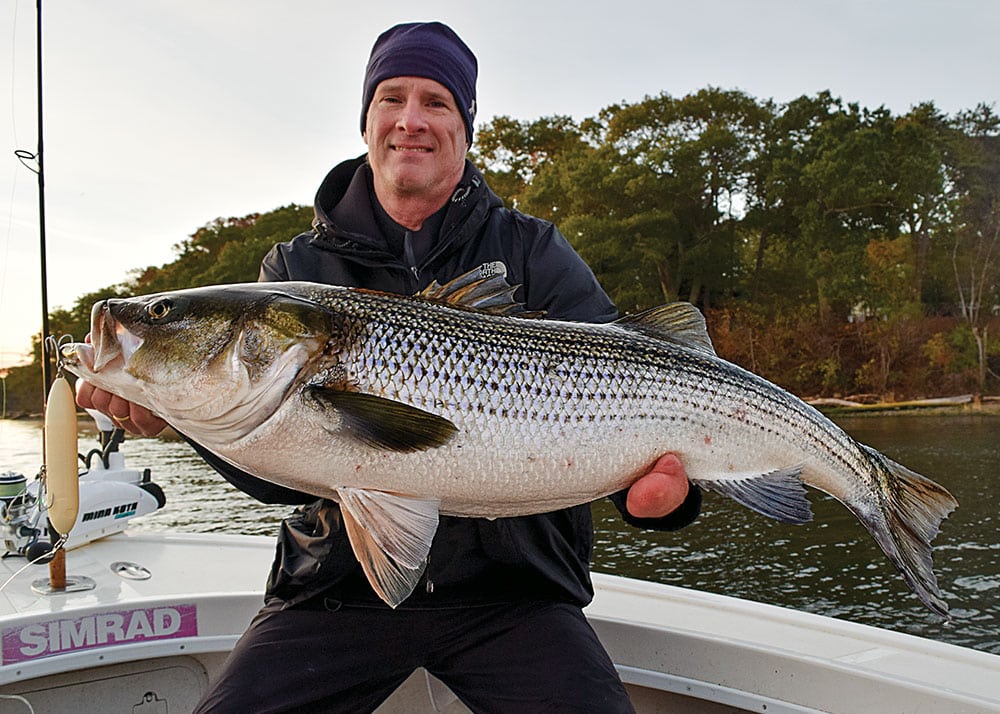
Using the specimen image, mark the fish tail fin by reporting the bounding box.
[857,446,958,618]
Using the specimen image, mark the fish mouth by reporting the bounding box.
[66,300,143,373]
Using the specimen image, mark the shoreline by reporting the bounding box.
[810,395,1000,418]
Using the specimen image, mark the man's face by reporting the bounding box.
[364,76,469,205]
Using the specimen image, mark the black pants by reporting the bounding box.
[192,599,635,714]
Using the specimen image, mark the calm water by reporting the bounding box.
[1,413,997,654]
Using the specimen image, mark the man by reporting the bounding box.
[79,22,699,713]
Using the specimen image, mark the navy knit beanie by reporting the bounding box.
[361,22,478,144]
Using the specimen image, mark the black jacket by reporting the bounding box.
[196,156,700,609]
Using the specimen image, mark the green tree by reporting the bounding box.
[888,103,953,305]
[746,94,944,322]
[509,89,772,312]
[473,115,587,211]
[947,104,1000,393]
[743,92,838,314]
[600,89,770,308]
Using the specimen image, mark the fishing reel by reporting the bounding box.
[0,471,47,560]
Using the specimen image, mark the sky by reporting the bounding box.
[1,0,998,368]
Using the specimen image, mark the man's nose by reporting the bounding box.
[397,101,428,133]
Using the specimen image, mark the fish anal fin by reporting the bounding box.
[616,303,716,356]
[338,487,441,608]
[694,465,812,524]
[308,387,458,452]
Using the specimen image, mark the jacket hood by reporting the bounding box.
[310,155,502,266]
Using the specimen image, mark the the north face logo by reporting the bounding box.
[479,261,507,279]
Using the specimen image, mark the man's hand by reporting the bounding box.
[76,380,167,437]
[626,453,689,519]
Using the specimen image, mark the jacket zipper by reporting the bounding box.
[404,231,420,280]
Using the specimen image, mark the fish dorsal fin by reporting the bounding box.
[417,264,544,317]
[338,487,440,608]
[692,465,812,524]
[616,303,716,356]
[307,387,458,452]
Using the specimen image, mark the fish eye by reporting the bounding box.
[147,298,174,320]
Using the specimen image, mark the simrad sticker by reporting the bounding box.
[1,604,198,665]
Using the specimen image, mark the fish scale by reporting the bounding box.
[61,269,957,613]
[302,289,912,526]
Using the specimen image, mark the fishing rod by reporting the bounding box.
[14,0,52,406]
[13,0,74,590]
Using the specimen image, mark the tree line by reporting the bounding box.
[472,89,999,401]
[3,89,998,415]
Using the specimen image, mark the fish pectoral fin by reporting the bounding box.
[308,387,458,452]
[338,487,441,608]
[693,465,812,524]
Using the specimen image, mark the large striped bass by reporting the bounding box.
[61,267,957,613]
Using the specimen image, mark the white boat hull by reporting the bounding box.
[0,532,268,713]
[1,532,998,713]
